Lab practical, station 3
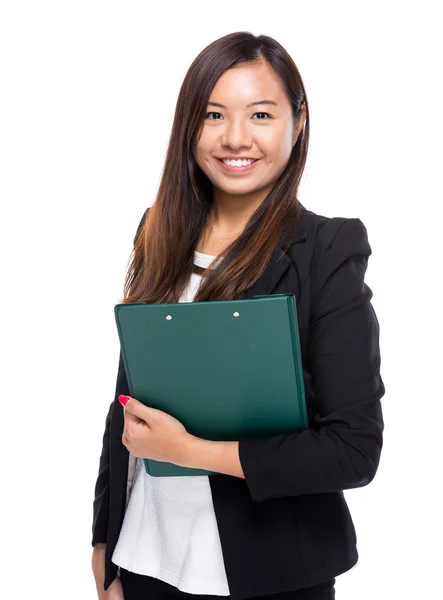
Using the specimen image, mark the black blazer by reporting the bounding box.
[92,204,385,600]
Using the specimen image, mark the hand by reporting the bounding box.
[118,395,192,466]
[99,575,124,599]
[92,547,124,600]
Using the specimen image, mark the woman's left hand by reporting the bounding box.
[118,394,192,466]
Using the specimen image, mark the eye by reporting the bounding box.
[204,112,273,120]
[252,112,272,119]
[205,112,223,120]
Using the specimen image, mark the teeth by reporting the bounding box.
[222,158,256,167]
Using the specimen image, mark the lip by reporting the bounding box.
[216,158,261,173]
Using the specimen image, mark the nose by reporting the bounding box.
[221,118,253,150]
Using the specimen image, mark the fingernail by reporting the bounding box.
[119,395,130,406]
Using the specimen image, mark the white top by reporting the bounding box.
[112,250,230,596]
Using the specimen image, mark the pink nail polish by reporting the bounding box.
[119,395,130,406]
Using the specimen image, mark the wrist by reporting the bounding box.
[92,546,106,576]
[179,434,203,468]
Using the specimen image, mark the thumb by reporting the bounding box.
[118,395,152,421]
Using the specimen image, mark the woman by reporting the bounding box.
[91,31,385,600]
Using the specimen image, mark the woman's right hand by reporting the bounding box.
[98,575,124,600]
[92,545,125,599]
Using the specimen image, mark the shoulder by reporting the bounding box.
[294,204,372,264]
[304,204,369,246]
[284,205,373,296]
[135,204,371,264]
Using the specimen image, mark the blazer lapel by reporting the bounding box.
[242,203,309,299]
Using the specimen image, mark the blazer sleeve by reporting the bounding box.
[238,217,385,503]
[91,354,123,546]
[91,208,150,546]
[91,401,113,546]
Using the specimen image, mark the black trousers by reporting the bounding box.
[119,568,336,600]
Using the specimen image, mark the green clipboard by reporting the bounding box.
[114,294,308,477]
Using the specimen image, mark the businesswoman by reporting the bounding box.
[91,32,385,600]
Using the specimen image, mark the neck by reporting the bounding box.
[209,183,274,231]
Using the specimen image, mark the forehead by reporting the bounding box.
[209,62,286,107]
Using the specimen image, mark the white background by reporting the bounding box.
[1,1,442,598]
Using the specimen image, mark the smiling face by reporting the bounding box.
[194,60,306,203]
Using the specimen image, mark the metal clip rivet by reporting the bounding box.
[233,311,239,317]
[166,315,172,320]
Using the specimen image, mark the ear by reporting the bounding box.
[293,104,306,146]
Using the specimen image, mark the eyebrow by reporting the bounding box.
[207,99,278,109]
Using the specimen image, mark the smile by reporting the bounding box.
[216,158,261,173]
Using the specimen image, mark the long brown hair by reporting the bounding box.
[120,31,309,305]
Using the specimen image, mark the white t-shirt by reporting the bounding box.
[112,250,230,596]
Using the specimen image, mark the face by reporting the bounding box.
[194,61,306,204]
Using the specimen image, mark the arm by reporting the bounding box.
[91,353,124,546]
[91,207,150,545]
[237,218,385,503]
[183,438,245,478]
[91,398,111,545]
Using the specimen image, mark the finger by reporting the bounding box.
[119,395,152,422]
